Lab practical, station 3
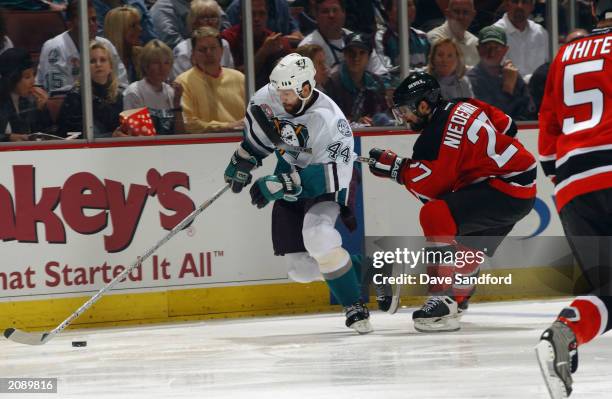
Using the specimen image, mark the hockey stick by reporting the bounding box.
[356,156,374,165]
[249,104,312,154]
[387,262,407,314]
[3,184,231,346]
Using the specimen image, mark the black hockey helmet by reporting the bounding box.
[391,71,441,125]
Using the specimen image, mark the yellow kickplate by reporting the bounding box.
[0,282,332,331]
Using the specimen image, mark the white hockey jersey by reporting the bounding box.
[35,31,129,93]
[243,85,355,204]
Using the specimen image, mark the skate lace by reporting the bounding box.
[374,281,387,298]
[422,296,444,312]
[344,303,364,317]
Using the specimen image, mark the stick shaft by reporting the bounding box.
[356,156,374,164]
[47,184,230,338]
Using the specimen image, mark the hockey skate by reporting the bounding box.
[374,278,392,311]
[412,296,461,332]
[344,301,373,334]
[458,299,469,316]
[535,321,578,399]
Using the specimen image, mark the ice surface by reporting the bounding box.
[2,299,611,398]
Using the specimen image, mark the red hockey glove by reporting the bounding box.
[368,148,409,184]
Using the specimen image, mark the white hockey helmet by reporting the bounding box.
[269,53,316,102]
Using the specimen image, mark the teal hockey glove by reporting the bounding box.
[224,146,259,193]
[249,173,302,208]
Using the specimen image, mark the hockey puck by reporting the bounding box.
[72,341,87,347]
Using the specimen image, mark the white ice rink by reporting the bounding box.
[2,299,612,399]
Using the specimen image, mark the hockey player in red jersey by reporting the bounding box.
[368,71,536,332]
[535,1,612,398]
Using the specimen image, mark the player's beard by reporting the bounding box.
[410,109,432,131]
[410,115,428,131]
[282,99,303,115]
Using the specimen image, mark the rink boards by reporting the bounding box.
[0,129,568,330]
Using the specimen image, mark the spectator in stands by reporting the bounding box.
[467,25,535,120]
[427,0,480,67]
[171,0,233,80]
[225,0,303,41]
[150,0,190,48]
[414,0,446,32]
[293,0,318,36]
[493,0,549,80]
[221,0,292,89]
[473,0,512,32]
[0,48,52,142]
[295,44,329,89]
[377,0,430,70]
[428,38,473,100]
[323,32,390,126]
[104,5,143,83]
[176,27,245,133]
[93,0,158,44]
[0,9,14,56]
[528,28,588,113]
[124,40,184,134]
[299,0,389,78]
[344,0,382,34]
[36,0,128,94]
[151,0,228,49]
[57,41,124,137]
[1,0,67,11]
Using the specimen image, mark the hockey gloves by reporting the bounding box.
[368,147,408,184]
[250,173,303,208]
[224,147,259,193]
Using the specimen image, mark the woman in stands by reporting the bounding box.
[123,39,185,135]
[0,48,52,142]
[57,41,124,138]
[171,0,234,80]
[427,38,473,100]
[104,5,143,83]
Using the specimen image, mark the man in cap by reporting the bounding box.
[466,25,535,120]
[323,32,389,125]
[493,0,549,79]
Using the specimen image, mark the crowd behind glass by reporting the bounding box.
[0,0,598,141]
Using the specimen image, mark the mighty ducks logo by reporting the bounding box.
[273,118,310,159]
[296,58,307,70]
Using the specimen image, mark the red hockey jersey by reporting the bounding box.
[401,100,537,202]
[539,27,612,211]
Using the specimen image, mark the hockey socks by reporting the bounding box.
[323,259,361,307]
[557,296,611,346]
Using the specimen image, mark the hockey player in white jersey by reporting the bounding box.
[224,53,372,334]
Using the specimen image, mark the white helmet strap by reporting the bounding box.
[295,85,313,114]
